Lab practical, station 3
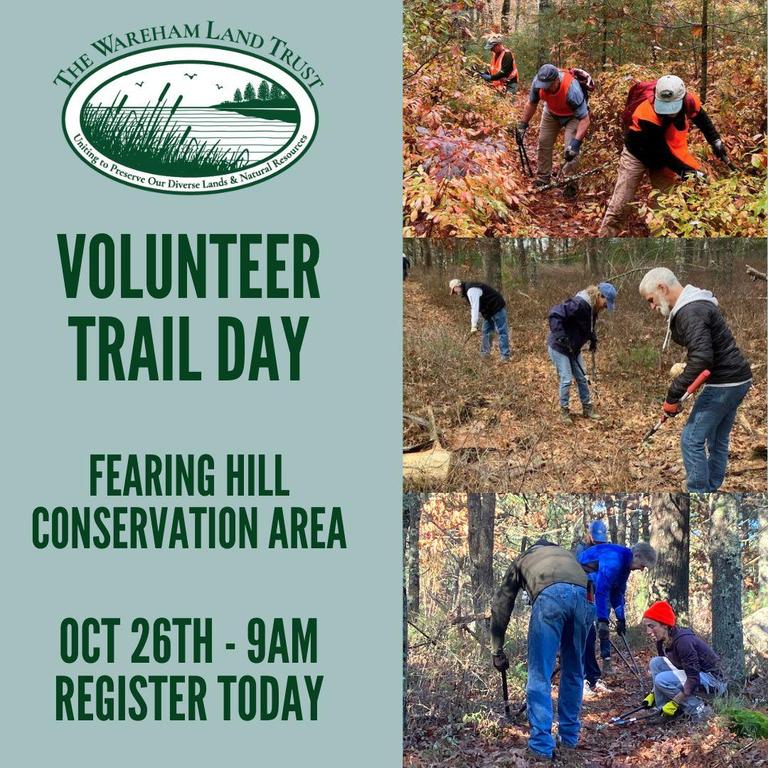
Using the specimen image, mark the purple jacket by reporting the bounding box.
[656,626,724,696]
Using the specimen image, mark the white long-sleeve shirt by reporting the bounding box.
[467,287,483,330]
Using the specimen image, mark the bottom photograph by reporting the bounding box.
[403,493,768,767]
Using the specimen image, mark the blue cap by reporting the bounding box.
[532,64,561,90]
[589,520,608,543]
[598,281,617,311]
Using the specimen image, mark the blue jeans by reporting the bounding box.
[481,308,510,360]
[680,381,751,492]
[649,656,727,713]
[526,583,594,757]
[548,346,590,408]
[583,622,612,685]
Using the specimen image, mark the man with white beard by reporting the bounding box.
[639,267,752,492]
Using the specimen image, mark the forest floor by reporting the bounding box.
[490,91,653,239]
[403,276,767,492]
[405,645,768,767]
[403,54,766,238]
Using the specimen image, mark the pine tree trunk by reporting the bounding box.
[501,0,511,33]
[483,240,503,289]
[468,493,496,618]
[617,499,627,546]
[537,0,551,66]
[759,503,768,595]
[649,493,690,620]
[710,494,745,686]
[404,492,422,615]
[608,514,618,543]
[700,0,709,102]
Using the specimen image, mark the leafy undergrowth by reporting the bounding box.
[406,634,768,768]
[404,48,767,238]
[403,273,767,493]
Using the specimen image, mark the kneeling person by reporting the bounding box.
[642,600,727,719]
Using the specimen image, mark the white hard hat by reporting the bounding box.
[448,278,462,294]
[484,34,503,50]
[655,75,686,114]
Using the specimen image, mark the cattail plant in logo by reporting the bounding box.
[62,45,318,193]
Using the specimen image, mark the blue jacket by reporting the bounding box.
[547,294,597,355]
[578,543,633,622]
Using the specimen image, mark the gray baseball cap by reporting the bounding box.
[532,64,561,89]
[654,75,686,115]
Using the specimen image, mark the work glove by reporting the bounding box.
[642,693,656,709]
[588,338,597,353]
[564,138,582,162]
[515,122,529,142]
[662,401,682,417]
[661,700,680,718]
[615,618,626,636]
[681,169,707,181]
[470,326,479,334]
[492,651,510,672]
[480,72,492,82]
[712,139,727,160]
[597,620,610,641]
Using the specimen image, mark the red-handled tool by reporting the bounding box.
[641,369,711,443]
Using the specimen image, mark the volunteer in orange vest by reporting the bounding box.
[599,75,727,237]
[515,63,591,194]
[479,34,519,96]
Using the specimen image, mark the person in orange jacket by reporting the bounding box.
[479,34,519,96]
[599,75,727,237]
[515,64,591,194]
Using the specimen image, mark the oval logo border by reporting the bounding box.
[62,44,319,194]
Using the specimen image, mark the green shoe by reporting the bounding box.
[560,406,573,424]
[582,402,601,420]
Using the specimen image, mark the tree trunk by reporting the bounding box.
[641,507,650,541]
[404,493,422,615]
[629,510,640,545]
[759,503,768,595]
[468,493,496,619]
[600,0,609,70]
[483,240,503,289]
[608,514,618,543]
[537,0,551,66]
[501,0,511,32]
[616,499,627,546]
[710,494,745,686]
[700,0,709,103]
[515,0,521,33]
[649,493,690,620]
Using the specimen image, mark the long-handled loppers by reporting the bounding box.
[506,126,533,176]
[641,369,711,444]
[597,704,661,729]
[609,636,644,686]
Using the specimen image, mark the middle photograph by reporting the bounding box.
[403,239,767,493]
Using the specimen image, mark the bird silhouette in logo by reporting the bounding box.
[184,73,198,79]
[215,84,223,90]
[135,81,144,87]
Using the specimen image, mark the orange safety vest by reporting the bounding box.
[629,93,702,170]
[539,69,576,117]
[489,47,518,93]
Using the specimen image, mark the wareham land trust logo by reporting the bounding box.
[60,42,319,193]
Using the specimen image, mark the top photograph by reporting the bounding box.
[403,0,767,238]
